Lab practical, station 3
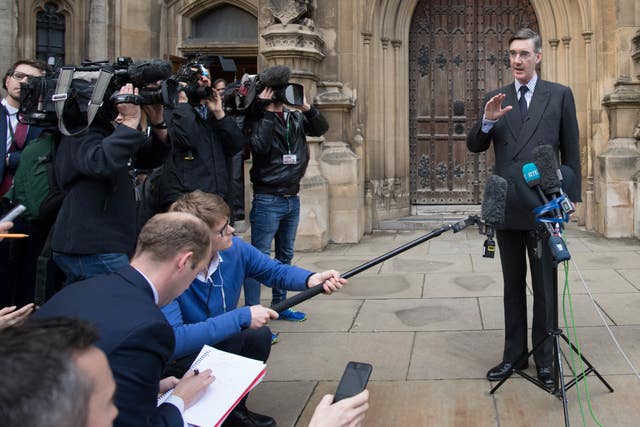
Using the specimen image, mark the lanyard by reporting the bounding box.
[285,116,292,154]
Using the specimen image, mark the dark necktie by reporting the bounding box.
[13,116,28,149]
[518,86,529,119]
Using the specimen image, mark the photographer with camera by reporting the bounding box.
[151,63,245,213]
[243,65,329,323]
[51,79,171,284]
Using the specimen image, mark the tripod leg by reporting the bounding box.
[490,332,552,394]
[553,334,571,426]
[560,333,614,392]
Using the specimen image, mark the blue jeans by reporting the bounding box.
[53,252,129,285]
[244,193,300,307]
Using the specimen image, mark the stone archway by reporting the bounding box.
[358,0,590,226]
[408,0,538,205]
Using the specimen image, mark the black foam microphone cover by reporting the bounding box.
[128,59,173,87]
[481,175,508,225]
[532,145,561,192]
[259,65,291,89]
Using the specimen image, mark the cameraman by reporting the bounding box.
[244,66,329,322]
[52,82,171,284]
[154,64,244,212]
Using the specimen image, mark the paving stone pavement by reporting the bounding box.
[238,223,640,426]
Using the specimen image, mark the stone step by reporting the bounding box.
[376,205,481,230]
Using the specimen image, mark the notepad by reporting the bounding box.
[158,345,266,427]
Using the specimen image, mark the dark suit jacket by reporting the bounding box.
[33,265,183,427]
[467,79,581,230]
[1,104,43,183]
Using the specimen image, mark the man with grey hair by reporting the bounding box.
[0,317,118,427]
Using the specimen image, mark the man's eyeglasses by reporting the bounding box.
[508,50,533,60]
[217,218,230,237]
[11,72,38,82]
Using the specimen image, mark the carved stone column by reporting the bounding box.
[316,81,363,243]
[0,1,17,73]
[88,0,108,60]
[600,82,640,237]
[260,2,328,250]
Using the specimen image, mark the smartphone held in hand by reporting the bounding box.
[333,361,372,403]
[0,204,26,223]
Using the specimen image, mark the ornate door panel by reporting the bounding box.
[409,0,538,204]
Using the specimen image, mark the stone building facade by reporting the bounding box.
[2,0,639,247]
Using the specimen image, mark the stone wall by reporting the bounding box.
[2,0,639,240]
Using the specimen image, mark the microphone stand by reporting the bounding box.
[489,211,613,427]
[271,216,484,313]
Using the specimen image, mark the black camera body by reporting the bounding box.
[223,71,304,118]
[19,58,177,131]
[174,62,213,106]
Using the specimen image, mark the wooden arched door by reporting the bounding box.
[409,0,538,204]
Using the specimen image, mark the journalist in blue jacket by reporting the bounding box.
[162,190,346,427]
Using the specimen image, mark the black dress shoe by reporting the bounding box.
[222,406,277,427]
[486,359,529,381]
[537,366,555,388]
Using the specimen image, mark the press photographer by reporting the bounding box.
[242,65,329,322]
[42,59,172,284]
[148,61,245,213]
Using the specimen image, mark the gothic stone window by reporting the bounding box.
[36,2,65,67]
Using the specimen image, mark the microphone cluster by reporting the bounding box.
[479,175,508,258]
[475,145,576,262]
[521,145,575,262]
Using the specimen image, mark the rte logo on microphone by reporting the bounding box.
[522,163,541,185]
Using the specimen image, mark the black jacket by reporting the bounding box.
[156,103,245,210]
[250,106,328,195]
[34,265,182,427]
[52,122,170,255]
[467,80,581,230]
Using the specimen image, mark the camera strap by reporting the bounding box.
[53,67,114,136]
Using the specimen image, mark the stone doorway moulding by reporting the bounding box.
[408,0,538,205]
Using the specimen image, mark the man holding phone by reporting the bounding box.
[309,390,370,427]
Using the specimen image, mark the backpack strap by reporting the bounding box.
[53,67,114,136]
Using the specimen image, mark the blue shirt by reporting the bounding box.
[162,236,313,358]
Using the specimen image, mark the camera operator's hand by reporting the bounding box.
[142,103,168,141]
[205,89,225,120]
[302,92,311,112]
[177,82,189,104]
[259,87,281,112]
[116,83,142,130]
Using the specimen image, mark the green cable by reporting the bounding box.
[562,259,587,426]
[561,234,603,426]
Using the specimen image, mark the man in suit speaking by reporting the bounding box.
[34,212,216,427]
[467,28,581,388]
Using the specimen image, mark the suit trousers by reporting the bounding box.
[496,227,555,367]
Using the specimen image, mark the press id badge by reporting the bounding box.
[283,154,298,164]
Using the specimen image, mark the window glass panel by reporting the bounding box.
[192,5,257,42]
[36,2,65,67]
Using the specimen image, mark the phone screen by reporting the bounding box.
[333,361,372,403]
